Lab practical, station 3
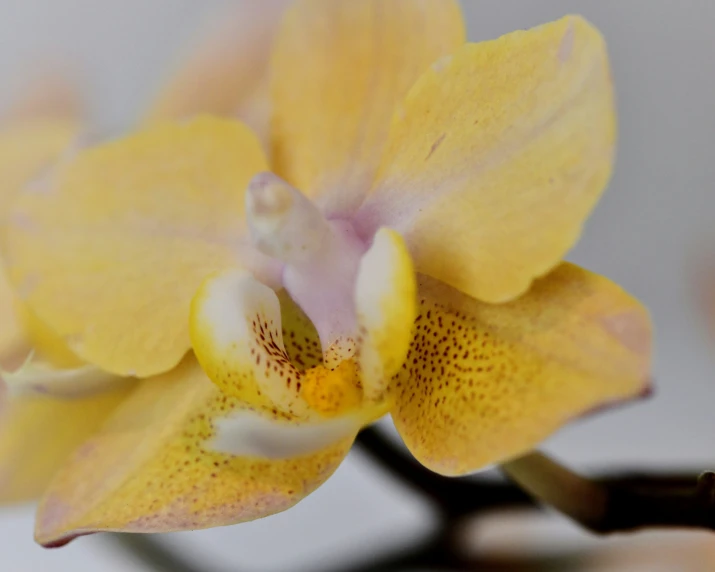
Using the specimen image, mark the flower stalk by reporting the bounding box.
[502,451,715,533]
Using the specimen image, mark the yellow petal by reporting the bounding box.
[357,16,615,304]
[5,117,268,377]
[146,0,290,144]
[271,0,464,213]
[0,361,133,504]
[0,78,82,365]
[355,228,416,401]
[0,266,25,359]
[15,304,83,369]
[35,356,354,546]
[390,263,651,476]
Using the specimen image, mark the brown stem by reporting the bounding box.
[502,451,715,533]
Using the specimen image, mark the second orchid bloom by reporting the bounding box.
[0,0,650,546]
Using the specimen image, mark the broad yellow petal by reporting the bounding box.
[357,16,615,303]
[5,117,268,377]
[146,0,290,144]
[0,78,82,365]
[271,0,464,214]
[0,266,24,359]
[390,264,651,476]
[35,356,354,546]
[0,355,133,504]
[355,228,416,402]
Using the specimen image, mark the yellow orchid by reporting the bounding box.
[0,4,286,504]
[0,0,651,548]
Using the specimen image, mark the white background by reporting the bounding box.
[1,1,714,570]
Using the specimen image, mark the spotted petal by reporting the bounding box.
[35,356,354,546]
[271,0,464,214]
[191,268,388,422]
[356,16,615,304]
[390,264,651,476]
[5,117,268,377]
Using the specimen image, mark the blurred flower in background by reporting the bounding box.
[0,77,123,504]
[146,0,290,146]
[0,0,288,507]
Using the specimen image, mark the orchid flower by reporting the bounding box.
[1,1,650,546]
[0,2,287,504]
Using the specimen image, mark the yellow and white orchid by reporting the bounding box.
[1,0,650,547]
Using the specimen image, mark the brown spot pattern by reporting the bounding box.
[390,266,651,476]
[35,357,354,545]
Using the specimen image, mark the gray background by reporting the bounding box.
[0,1,714,569]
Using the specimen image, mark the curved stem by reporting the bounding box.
[502,451,715,533]
[502,452,609,528]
